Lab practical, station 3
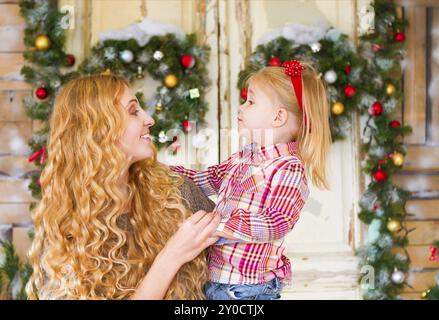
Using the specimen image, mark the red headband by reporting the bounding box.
[281,60,310,131]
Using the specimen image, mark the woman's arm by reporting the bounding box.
[130,210,220,300]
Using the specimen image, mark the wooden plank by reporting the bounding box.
[404,146,439,171]
[394,246,439,268]
[0,81,30,90]
[406,220,439,245]
[404,7,427,144]
[0,202,32,225]
[0,121,32,155]
[0,4,25,52]
[406,199,439,220]
[400,292,422,300]
[430,8,439,144]
[0,178,33,203]
[0,155,36,178]
[0,52,29,90]
[393,173,439,192]
[396,0,439,7]
[0,53,24,77]
[0,90,31,122]
[403,269,439,293]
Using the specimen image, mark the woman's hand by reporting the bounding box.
[162,210,221,266]
[130,210,220,300]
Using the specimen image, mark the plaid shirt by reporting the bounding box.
[171,141,309,285]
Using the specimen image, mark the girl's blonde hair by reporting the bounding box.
[26,74,207,300]
[245,62,331,189]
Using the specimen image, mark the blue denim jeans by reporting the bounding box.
[204,277,285,300]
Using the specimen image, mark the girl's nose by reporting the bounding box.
[145,114,155,127]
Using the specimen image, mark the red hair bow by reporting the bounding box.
[281,60,309,131]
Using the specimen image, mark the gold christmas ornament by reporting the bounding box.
[164,74,178,88]
[387,219,401,233]
[155,101,163,112]
[421,290,430,299]
[331,102,345,115]
[386,84,396,96]
[35,35,50,51]
[392,152,404,167]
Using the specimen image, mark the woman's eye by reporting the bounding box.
[247,100,254,105]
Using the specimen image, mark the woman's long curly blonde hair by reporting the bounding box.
[26,74,208,300]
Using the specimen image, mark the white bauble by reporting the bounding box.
[120,50,134,63]
[391,270,405,284]
[324,70,337,84]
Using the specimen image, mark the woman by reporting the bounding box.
[26,74,220,300]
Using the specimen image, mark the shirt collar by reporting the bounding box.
[240,141,299,163]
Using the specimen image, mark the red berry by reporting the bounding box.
[268,56,282,67]
[35,87,48,100]
[394,32,406,43]
[389,120,401,128]
[344,84,356,98]
[180,54,195,69]
[373,169,387,182]
[369,102,383,116]
[345,65,352,75]
[65,54,75,67]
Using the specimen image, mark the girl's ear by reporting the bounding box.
[272,107,289,127]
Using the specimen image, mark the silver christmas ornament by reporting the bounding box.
[153,50,164,61]
[158,131,168,143]
[120,50,134,63]
[391,270,405,284]
[324,70,337,84]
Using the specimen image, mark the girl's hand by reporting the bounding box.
[162,210,221,267]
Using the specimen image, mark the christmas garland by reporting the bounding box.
[79,34,211,148]
[238,0,412,299]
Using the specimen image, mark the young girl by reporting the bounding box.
[171,60,331,300]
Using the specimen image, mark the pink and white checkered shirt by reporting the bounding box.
[171,141,309,285]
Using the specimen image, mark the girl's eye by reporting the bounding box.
[247,100,254,105]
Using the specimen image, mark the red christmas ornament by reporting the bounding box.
[183,119,193,132]
[389,120,401,128]
[268,56,282,67]
[241,87,248,100]
[394,31,406,43]
[180,54,195,69]
[372,44,383,53]
[35,87,48,100]
[369,102,383,116]
[344,65,352,75]
[65,54,76,67]
[430,246,439,262]
[344,84,356,98]
[373,169,387,182]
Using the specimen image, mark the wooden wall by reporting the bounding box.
[0,0,34,261]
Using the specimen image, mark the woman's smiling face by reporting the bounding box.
[119,85,155,164]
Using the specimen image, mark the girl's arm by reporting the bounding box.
[217,162,309,243]
[130,210,220,300]
[170,154,236,196]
